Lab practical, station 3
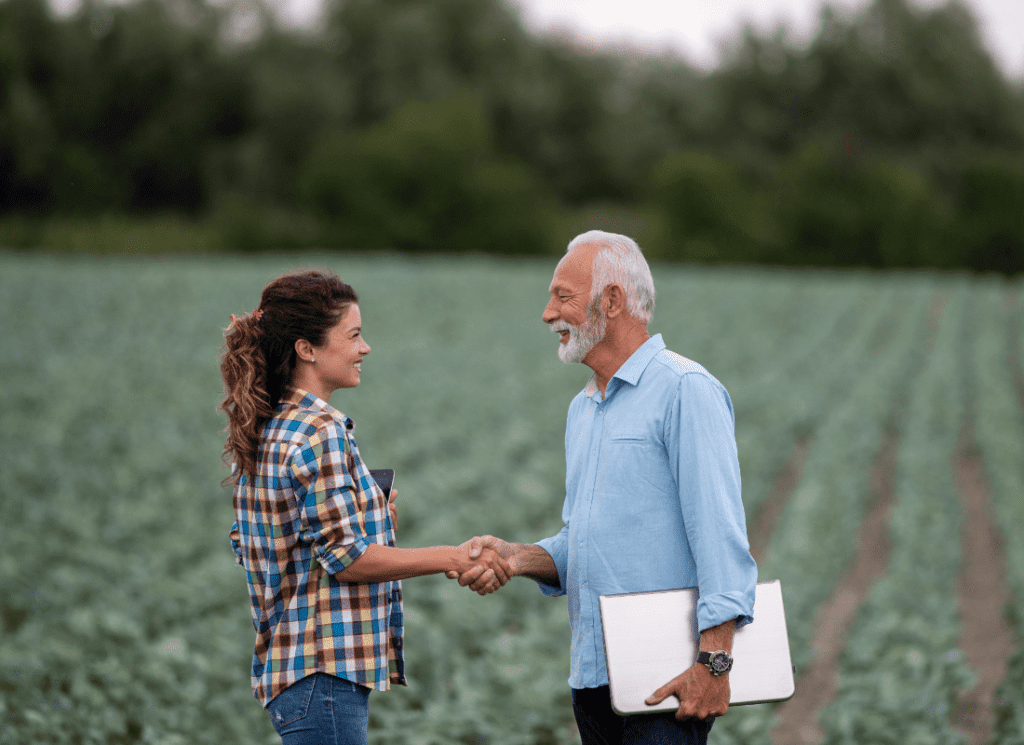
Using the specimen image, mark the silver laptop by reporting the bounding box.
[599,580,795,715]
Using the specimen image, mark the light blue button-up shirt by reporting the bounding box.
[536,334,757,689]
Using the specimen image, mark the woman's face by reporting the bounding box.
[311,304,371,391]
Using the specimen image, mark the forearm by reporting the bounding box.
[336,543,462,583]
[698,618,736,653]
[509,543,560,585]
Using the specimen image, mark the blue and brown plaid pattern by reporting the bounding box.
[230,386,405,706]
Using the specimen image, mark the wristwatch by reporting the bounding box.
[696,650,733,676]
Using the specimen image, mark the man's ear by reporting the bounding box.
[604,284,627,318]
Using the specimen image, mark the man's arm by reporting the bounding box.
[645,618,737,720]
[445,535,559,591]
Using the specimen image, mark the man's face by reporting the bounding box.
[543,245,606,364]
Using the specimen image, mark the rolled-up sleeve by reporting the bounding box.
[290,422,370,575]
[667,373,757,632]
[535,526,569,597]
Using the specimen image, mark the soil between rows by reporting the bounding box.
[952,429,1013,745]
[754,425,1015,745]
[767,432,898,745]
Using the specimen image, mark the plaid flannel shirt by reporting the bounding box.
[230,386,405,706]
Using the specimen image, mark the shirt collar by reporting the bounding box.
[583,334,666,398]
[282,386,354,429]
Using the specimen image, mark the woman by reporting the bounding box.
[219,270,509,745]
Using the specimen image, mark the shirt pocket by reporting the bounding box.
[598,433,671,498]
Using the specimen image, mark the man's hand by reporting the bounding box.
[645,663,730,720]
[450,544,511,595]
[445,535,518,593]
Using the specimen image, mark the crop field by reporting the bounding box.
[1,251,1023,745]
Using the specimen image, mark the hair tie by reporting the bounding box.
[251,308,264,323]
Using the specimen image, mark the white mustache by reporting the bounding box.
[549,321,574,334]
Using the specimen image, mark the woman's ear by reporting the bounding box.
[294,338,315,363]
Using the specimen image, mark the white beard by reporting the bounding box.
[550,306,607,364]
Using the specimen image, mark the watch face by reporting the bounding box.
[710,652,732,674]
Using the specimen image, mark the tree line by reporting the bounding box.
[1,0,1023,271]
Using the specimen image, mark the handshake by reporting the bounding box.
[444,535,520,596]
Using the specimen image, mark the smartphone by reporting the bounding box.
[369,469,395,500]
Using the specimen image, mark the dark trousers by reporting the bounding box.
[572,686,714,745]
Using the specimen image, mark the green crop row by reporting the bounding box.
[970,283,1024,745]
[818,283,974,745]
[709,276,938,745]
[759,279,933,672]
[732,279,883,520]
[732,276,933,523]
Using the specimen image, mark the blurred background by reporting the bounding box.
[1,0,1022,271]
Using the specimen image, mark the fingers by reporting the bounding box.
[471,534,504,559]
[646,667,730,721]
[645,681,674,707]
[468,568,496,594]
[487,556,510,585]
[386,488,397,528]
[445,539,513,595]
[455,552,509,594]
[478,547,512,585]
[457,563,488,587]
[478,575,502,595]
[446,564,499,594]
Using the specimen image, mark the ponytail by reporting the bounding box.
[219,270,358,484]
[220,312,275,484]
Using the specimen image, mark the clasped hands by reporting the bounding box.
[445,535,516,596]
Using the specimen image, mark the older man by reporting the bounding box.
[458,231,757,744]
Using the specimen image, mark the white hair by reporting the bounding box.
[566,230,655,324]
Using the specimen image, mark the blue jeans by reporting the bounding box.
[266,674,371,745]
[572,686,713,745]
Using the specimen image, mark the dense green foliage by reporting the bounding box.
[2,0,1023,269]
[3,253,1024,743]
[299,95,559,255]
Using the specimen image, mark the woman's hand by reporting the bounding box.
[388,487,398,529]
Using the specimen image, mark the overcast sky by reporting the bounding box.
[509,0,1023,80]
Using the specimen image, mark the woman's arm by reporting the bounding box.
[336,543,512,593]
